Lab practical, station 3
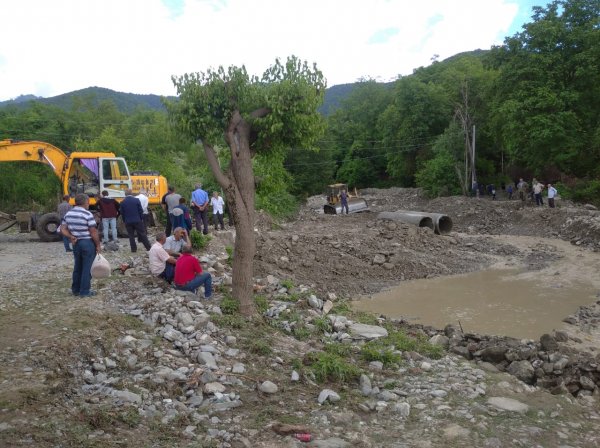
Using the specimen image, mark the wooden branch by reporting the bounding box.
[203,142,230,189]
[250,107,271,119]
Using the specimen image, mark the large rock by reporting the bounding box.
[259,381,278,394]
[429,334,450,348]
[507,360,535,384]
[479,346,508,363]
[487,397,529,413]
[348,323,388,340]
[540,333,558,352]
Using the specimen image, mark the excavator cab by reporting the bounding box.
[323,183,369,214]
[66,156,131,201]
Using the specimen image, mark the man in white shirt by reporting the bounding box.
[533,181,544,206]
[211,191,225,231]
[163,227,191,257]
[149,232,176,282]
[547,184,558,208]
[137,189,150,230]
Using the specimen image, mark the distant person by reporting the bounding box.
[506,184,514,200]
[211,191,225,231]
[517,178,527,202]
[137,188,150,231]
[340,189,349,214]
[547,184,558,208]
[164,186,182,235]
[491,184,496,200]
[174,245,212,298]
[149,232,177,283]
[163,227,191,257]
[533,181,544,206]
[120,189,151,252]
[161,187,172,237]
[61,193,101,297]
[98,190,120,244]
[191,183,209,235]
[57,194,73,252]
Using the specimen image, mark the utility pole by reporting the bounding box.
[472,125,477,197]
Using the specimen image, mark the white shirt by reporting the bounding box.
[164,235,185,253]
[149,242,170,275]
[137,193,149,214]
[547,186,557,198]
[211,196,225,214]
[533,183,543,194]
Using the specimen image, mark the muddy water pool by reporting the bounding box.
[354,268,599,339]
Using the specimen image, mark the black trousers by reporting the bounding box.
[126,221,151,251]
[193,207,209,234]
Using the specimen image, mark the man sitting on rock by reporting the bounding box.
[174,245,212,298]
[149,232,177,283]
[163,227,191,257]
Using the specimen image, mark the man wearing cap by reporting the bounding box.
[191,183,209,235]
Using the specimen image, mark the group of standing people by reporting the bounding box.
[162,184,226,237]
[516,178,558,208]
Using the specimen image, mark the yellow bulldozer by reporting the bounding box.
[323,183,369,214]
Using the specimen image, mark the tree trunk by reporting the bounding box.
[202,110,258,316]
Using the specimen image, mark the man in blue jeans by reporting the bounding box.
[173,246,212,298]
[61,193,101,297]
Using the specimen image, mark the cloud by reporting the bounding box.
[0,0,522,101]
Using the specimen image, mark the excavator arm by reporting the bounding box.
[0,139,69,181]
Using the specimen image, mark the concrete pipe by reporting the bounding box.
[377,210,453,235]
[377,211,434,231]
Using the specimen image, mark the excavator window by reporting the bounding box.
[68,158,100,196]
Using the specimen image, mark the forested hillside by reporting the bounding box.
[1,0,598,214]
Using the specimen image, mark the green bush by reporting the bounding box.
[254,295,269,313]
[556,179,600,206]
[415,150,463,198]
[360,344,401,366]
[225,245,234,265]
[189,229,211,250]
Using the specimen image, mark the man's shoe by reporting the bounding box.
[66,249,73,252]
[80,291,97,297]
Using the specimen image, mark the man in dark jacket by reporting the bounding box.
[98,190,120,244]
[120,189,151,252]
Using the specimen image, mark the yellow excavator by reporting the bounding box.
[323,183,369,214]
[0,139,168,241]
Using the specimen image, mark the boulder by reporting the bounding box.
[348,323,388,340]
[507,360,535,384]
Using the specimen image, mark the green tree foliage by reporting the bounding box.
[487,0,600,177]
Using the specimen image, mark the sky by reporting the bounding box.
[0,0,542,102]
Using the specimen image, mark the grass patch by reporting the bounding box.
[305,351,361,384]
[254,295,269,313]
[212,314,246,329]
[245,339,273,356]
[352,311,380,325]
[280,279,294,290]
[364,329,444,360]
[360,344,401,366]
[190,229,212,250]
[292,325,311,341]
[220,294,240,315]
[314,316,332,333]
[323,343,353,357]
[331,301,352,315]
[225,245,234,265]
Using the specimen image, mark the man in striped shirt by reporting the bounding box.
[61,193,101,297]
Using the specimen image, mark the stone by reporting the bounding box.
[197,352,218,369]
[487,397,529,413]
[373,254,386,265]
[112,389,142,404]
[348,323,388,340]
[479,346,508,363]
[428,334,450,348]
[163,329,183,342]
[176,311,195,327]
[540,334,559,352]
[204,382,226,394]
[478,362,500,373]
[360,374,372,396]
[443,424,471,439]
[291,370,300,382]
[308,295,323,310]
[507,360,535,384]
[430,389,448,398]
[232,363,245,374]
[318,389,341,404]
[420,361,432,371]
[259,381,278,394]
[580,376,596,391]
[392,402,410,418]
[322,300,334,315]
[369,361,384,371]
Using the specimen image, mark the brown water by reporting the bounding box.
[354,268,599,339]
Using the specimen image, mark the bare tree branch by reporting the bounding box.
[203,142,230,189]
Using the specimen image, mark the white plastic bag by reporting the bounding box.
[91,254,111,278]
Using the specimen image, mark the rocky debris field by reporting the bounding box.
[1,188,600,447]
